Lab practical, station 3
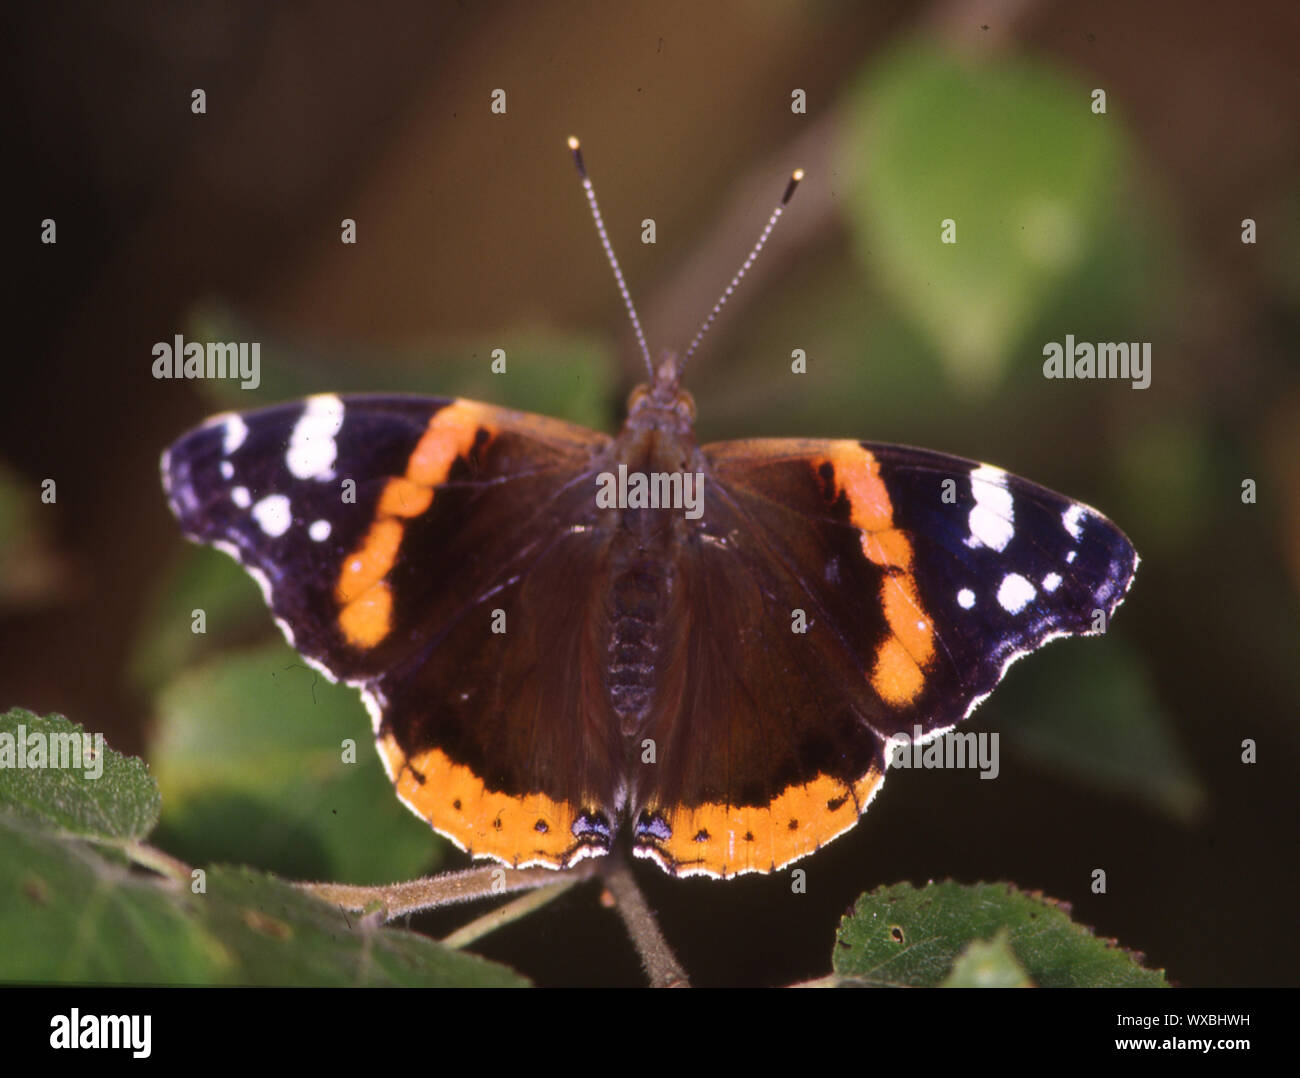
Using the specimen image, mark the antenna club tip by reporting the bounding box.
[568,136,588,178]
[780,168,803,206]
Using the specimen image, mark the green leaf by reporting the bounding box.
[841,45,1126,390]
[0,812,217,982]
[150,644,441,885]
[190,865,528,986]
[834,881,1167,987]
[0,813,526,986]
[0,709,161,840]
[942,929,1033,987]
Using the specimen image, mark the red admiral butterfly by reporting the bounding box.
[162,139,1137,878]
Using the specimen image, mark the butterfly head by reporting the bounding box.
[625,351,696,436]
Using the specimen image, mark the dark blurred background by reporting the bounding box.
[2,1,1297,986]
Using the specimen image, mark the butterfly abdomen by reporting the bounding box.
[605,551,673,736]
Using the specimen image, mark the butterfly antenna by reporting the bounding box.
[568,136,655,380]
[680,168,803,375]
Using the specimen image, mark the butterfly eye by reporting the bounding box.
[626,384,650,412]
[674,390,697,423]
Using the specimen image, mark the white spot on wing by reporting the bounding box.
[1043,572,1062,592]
[223,415,248,454]
[219,460,234,480]
[286,394,345,480]
[252,493,292,537]
[952,549,1138,740]
[997,573,1036,613]
[1063,504,1086,541]
[957,588,976,610]
[967,464,1014,552]
[231,486,251,508]
[309,519,332,542]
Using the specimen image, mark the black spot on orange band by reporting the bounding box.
[636,767,884,878]
[376,731,607,869]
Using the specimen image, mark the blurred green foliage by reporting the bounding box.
[151,644,440,886]
[189,304,616,427]
[994,637,1203,822]
[842,45,1134,391]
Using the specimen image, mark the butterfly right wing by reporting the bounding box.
[630,437,1137,878]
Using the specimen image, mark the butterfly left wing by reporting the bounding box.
[161,393,628,869]
[631,437,1138,878]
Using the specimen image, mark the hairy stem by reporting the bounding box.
[601,860,689,988]
[297,861,597,920]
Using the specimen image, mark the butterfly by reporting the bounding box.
[161,139,1137,879]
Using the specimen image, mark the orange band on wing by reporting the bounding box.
[860,528,913,572]
[376,732,598,869]
[335,402,497,648]
[826,441,912,570]
[377,477,435,518]
[821,442,935,706]
[637,768,883,879]
[337,519,403,601]
[405,400,490,486]
[880,573,933,665]
[337,581,392,648]
[871,637,925,706]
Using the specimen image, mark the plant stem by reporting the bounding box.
[117,840,193,883]
[442,881,577,949]
[601,860,689,988]
[298,861,597,920]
